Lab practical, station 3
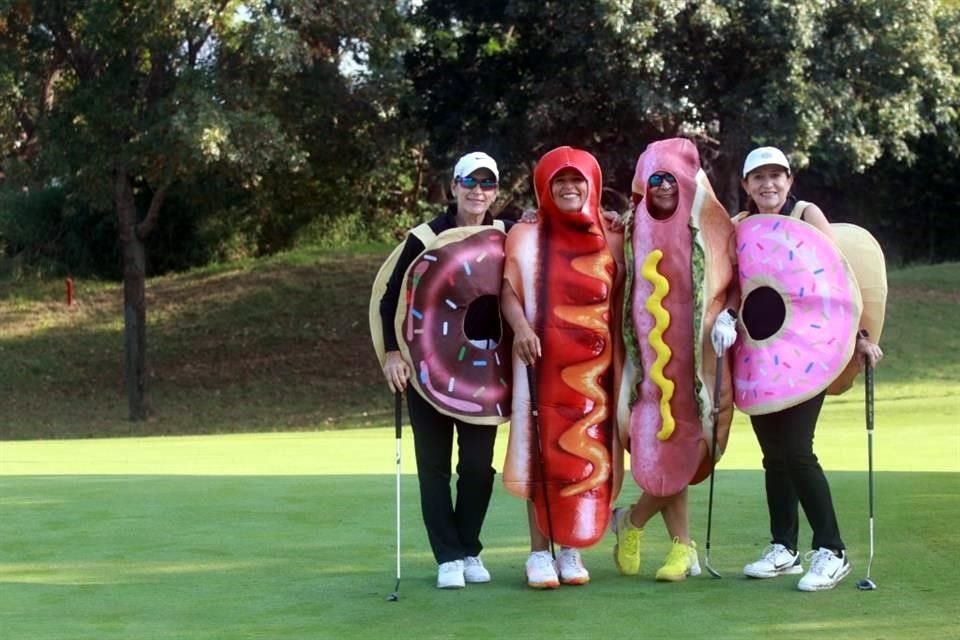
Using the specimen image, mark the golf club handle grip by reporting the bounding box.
[865,363,874,432]
[526,365,538,414]
[394,391,403,438]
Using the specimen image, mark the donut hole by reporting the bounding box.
[742,286,786,341]
[464,294,502,350]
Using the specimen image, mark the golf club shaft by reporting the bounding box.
[394,391,402,585]
[865,363,875,578]
[704,353,724,576]
[527,365,556,559]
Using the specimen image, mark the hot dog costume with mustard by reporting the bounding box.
[502,147,624,548]
[618,138,737,498]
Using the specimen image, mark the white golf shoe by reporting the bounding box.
[743,543,803,578]
[557,548,590,585]
[525,550,559,589]
[436,559,465,589]
[797,548,851,591]
[463,555,491,583]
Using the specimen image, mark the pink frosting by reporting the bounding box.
[732,215,861,415]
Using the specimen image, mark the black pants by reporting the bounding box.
[407,390,498,564]
[750,391,845,552]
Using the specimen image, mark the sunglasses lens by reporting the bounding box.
[649,175,663,187]
[459,177,497,190]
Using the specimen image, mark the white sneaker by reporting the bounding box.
[437,560,465,589]
[463,555,491,583]
[557,548,590,585]
[797,548,852,592]
[743,543,803,578]
[525,550,559,589]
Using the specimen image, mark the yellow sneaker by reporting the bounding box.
[655,538,702,582]
[611,507,643,576]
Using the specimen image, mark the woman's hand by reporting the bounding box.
[601,208,626,233]
[512,326,542,366]
[382,350,410,393]
[856,335,883,369]
[520,208,539,224]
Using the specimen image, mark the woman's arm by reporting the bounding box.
[501,278,540,365]
[800,202,836,241]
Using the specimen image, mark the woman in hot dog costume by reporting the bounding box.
[501,146,624,589]
[734,147,883,592]
[377,151,514,590]
[609,138,738,581]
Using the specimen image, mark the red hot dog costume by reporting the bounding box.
[502,147,624,548]
[619,138,736,497]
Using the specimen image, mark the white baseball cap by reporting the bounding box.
[742,146,791,178]
[453,151,499,181]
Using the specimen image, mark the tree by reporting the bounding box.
[0,1,310,419]
[403,1,959,214]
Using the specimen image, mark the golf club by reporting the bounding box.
[527,365,556,560]
[704,353,724,578]
[857,362,878,591]
[386,390,402,602]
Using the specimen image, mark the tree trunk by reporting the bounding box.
[116,169,148,421]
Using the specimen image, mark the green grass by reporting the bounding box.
[1,256,958,637]
[1,392,958,640]
[1,250,956,439]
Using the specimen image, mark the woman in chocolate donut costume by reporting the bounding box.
[734,146,883,592]
[377,151,514,590]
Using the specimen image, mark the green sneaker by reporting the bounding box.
[655,538,702,582]
[611,507,643,575]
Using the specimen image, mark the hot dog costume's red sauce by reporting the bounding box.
[621,138,736,497]
[503,147,624,548]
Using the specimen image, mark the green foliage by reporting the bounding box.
[0,186,119,278]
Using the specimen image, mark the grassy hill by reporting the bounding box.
[1,249,957,440]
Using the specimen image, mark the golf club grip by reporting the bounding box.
[394,391,402,438]
[865,363,874,433]
[527,365,538,418]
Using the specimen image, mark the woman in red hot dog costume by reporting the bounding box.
[609,138,738,581]
[501,146,624,589]
[376,151,513,590]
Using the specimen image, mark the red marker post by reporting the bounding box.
[66,278,74,307]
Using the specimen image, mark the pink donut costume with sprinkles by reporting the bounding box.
[394,226,512,425]
[732,214,863,416]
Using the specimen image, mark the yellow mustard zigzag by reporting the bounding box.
[641,249,675,441]
[551,251,613,497]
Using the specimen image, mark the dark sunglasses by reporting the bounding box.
[648,173,677,188]
[456,176,498,190]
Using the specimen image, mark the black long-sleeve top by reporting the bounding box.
[379,205,514,352]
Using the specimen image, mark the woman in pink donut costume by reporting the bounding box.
[733,146,883,592]
[377,151,514,590]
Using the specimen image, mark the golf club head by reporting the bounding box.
[704,559,722,579]
[386,592,399,602]
[856,578,877,591]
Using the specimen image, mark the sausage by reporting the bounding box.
[503,147,622,548]
[619,138,736,497]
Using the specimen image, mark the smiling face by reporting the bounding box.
[742,164,793,213]
[550,168,589,213]
[452,168,497,221]
[647,172,679,219]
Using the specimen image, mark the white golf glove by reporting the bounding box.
[711,309,738,353]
